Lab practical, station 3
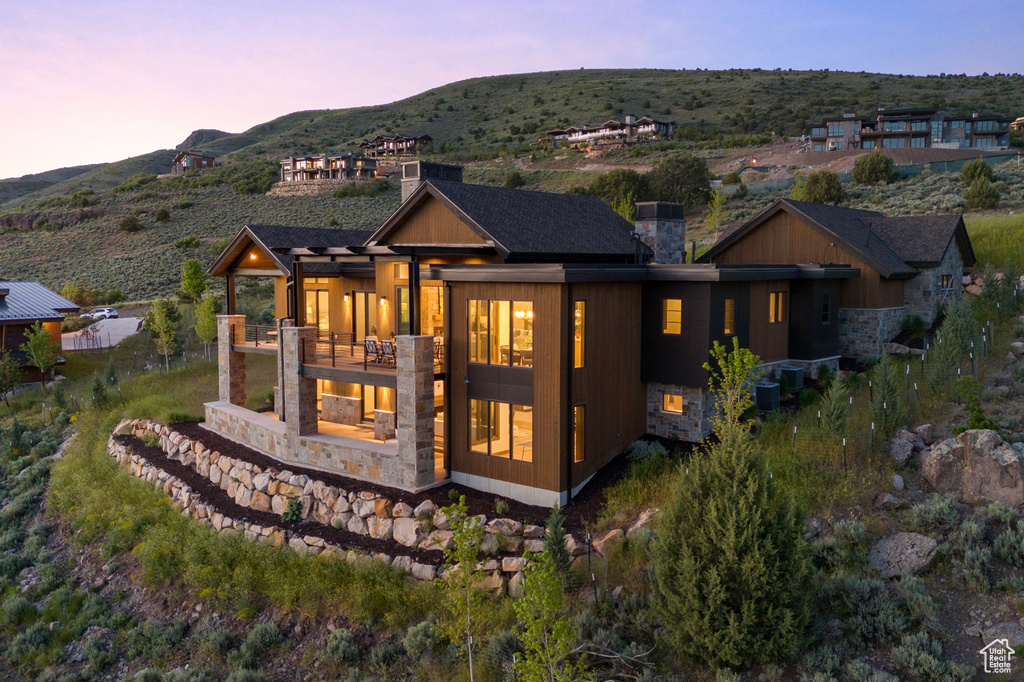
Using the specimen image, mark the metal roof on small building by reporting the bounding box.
[0,281,79,323]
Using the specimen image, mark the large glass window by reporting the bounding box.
[911,121,928,131]
[862,141,876,149]
[882,137,906,148]
[662,299,682,334]
[396,286,410,335]
[911,137,926,148]
[810,127,825,137]
[769,291,788,324]
[813,143,826,152]
[573,301,585,368]
[827,124,844,137]
[883,121,906,132]
[468,399,532,462]
[304,289,330,332]
[724,298,735,335]
[469,299,533,367]
[573,406,585,463]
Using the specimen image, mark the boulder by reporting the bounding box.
[410,562,438,581]
[347,515,368,536]
[1012,341,1024,357]
[889,437,914,469]
[393,518,427,547]
[367,516,393,541]
[352,499,375,518]
[507,570,526,598]
[868,533,938,578]
[479,533,499,555]
[487,518,523,536]
[593,529,625,556]
[892,474,905,492]
[523,539,545,554]
[392,502,414,518]
[982,622,1024,648]
[250,491,271,513]
[502,557,527,573]
[433,509,451,531]
[883,342,910,355]
[234,486,252,508]
[420,530,454,551]
[1007,352,1018,366]
[966,284,983,297]
[252,472,272,493]
[373,498,394,518]
[914,423,933,446]
[523,524,545,538]
[477,571,507,596]
[922,430,1024,507]
[565,534,587,557]
[392,556,413,573]
[413,500,438,517]
[873,492,902,510]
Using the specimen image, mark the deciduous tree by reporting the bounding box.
[0,351,20,409]
[149,300,179,371]
[647,154,711,208]
[791,169,847,205]
[704,186,730,242]
[20,321,61,391]
[852,151,899,185]
[179,258,210,303]
[436,496,487,675]
[194,291,220,360]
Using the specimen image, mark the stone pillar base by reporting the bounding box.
[374,410,396,440]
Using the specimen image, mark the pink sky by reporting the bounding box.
[1,0,1021,180]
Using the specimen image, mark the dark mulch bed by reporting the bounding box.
[114,433,443,565]
[170,421,680,536]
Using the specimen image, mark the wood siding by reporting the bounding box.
[448,281,566,494]
[640,282,712,387]
[274,276,288,318]
[384,196,487,246]
[374,263,397,339]
[713,211,904,308]
[569,282,646,488]
[749,280,789,363]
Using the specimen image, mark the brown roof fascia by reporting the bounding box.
[207,226,289,277]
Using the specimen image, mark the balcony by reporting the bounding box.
[300,334,446,387]
[231,323,278,354]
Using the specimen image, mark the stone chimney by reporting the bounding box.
[634,202,686,264]
[400,161,464,202]
[624,114,636,125]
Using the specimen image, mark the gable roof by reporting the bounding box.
[703,199,973,278]
[0,281,79,323]
[208,225,374,277]
[368,180,650,262]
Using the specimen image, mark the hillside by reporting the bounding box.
[5,68,1023,209]
[0,163,104,205]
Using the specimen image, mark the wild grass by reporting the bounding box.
[966,212,1024,271]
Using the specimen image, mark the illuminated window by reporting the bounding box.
[573,301,585,368]
[468,399,532,462]
[573,405,585,463]
[662,299,682,334]
[769,291,787,324]
[469,299,533,366]
[663,394,683,414]
[724,298,735,335]
[941,274,953,289]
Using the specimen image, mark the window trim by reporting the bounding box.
[469,399,533,462]
[468,298,534,367]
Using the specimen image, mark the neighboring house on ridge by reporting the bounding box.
[0,282,79,384]
[171,150,216,174]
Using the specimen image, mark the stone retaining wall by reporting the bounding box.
[110,419,652,595]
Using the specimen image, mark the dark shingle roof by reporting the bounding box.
[705,199,971,278]
[397,180,646,260]
[0,281,79,323]
[243,225,374,271]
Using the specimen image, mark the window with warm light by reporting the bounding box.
[573,405,585,463]
[941,274,952,290]
[724,298,735,335]
[663,394,683,413]
[468,299,533,367]
[573,301,585,368]
[769,291,787,324]
[468,399,532,461]
[662,299,682,334]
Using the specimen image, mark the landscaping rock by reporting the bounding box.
[922,430,1024,507]
[367,516,393,541]
[487,518,523,536]
[523,524,545,538]
[252,472,272,493]
[1007,352,1017,365]
[420,530,454,551]
[392,556,413,573]
[347,515,368,536]
[893,474,905,492]
[868,533,938,578]
[502,557,527,573]
[393,518,427,547]
[478,572,507,596]
[982,622,1024,648]
[479,533,499,555]
[433,509,451,531]
[914,424,933,445]
[593,529,625,556]
[352,499,375,518]
[565,534,587,556]
[410,562,438,581]
[413,500,438,517]
[392,502,413,518]
[507,570,525,598]
[967,284,983,297]
[883,342,910,355]
[889,437,914,468]
[523,539,545,553]
[1012,341,1024,357]
[874,492,902,510]
[251,491,271,513]
[373,498,393,518]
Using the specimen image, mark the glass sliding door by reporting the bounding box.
[354,291,378,342]
[396,286,411,336]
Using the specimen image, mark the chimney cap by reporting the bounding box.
[635,201,686,221]
[401,160,463,182]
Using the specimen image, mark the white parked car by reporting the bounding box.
[87,308,119,320]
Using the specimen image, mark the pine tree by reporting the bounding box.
[871,353,908,439]
[651,427,811,669]
[820,378,849,437]
[544,505,571,579]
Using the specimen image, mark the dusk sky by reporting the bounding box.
[1,0,1022,180]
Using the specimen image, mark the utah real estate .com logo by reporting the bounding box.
[979,638,1014,675]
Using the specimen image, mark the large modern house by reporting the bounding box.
[0,282,78,384]
[279,153,377,183]
[206,162,971,507]
[546,115,676,145]
[359,135,434,158]
[809,108,1013,152]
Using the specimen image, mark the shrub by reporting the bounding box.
[332,179,391,199]
[792,169,846,205]
[814,519,868,572]
[960,158,994,185]
[944,518,990,591]
[907,494,959,532]
[2,594,36,627]
[201,627,237,656]
[127,618,187,661]
[890,632,973,682]
[901,315,926,339]
[504,170,525,188]
[494,497,509,515]
[403,618,438,657]
[798,387,817,406]
[825,576,907,648]
[281,499,302,523]
[83,633,115,672]
[154,208,171,222]
[964,178,1000,210]
[651,428,810,669]
[721,171,742,185]
[368,639,404,672]
[625,438,668,461]
[993,520,1024,566]
[447,488,460,502]
[852,151,899,185]
[119,215,143,232]
[225,672,266,682]
[241,623,283,658]
[326,627,360,663]
[179,200,194,209]
[988,501,1018,525]
[174,236,201,249]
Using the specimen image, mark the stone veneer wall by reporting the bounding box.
[903,243,965,327]
[646,383,715,442]
[634,217,686,264]
[267,179,368,197]
[838,306,906,359]
[108,419,654,595]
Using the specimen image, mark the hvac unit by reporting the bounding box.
[779,366,805,391]
[754,381,780,413]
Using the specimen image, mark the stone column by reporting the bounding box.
[396,335,436,488]
[282,325,318,439]
[273,318,294,417]
[217,315,247,407]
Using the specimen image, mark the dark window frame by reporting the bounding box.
[769,291,788,325]
[467,298,534,367]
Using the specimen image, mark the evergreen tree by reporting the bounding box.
[543,505,571,579]
[91,375,108,408]
[791,169,846,205]
[651,427,811,669]
[852,151,898,185]
[870,353,909,439]
[820,377,849,437]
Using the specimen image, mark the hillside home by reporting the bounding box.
[0,282,78,384]
[809,108,1013,151]
[546,115,675,145]
[359,135,434,158]
[279,153,376,183]
[205,163,971,507]
[171,150,216,174]
[701,199,974,357]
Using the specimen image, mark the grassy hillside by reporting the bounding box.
[0,163,105,204]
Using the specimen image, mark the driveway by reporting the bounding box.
[62,317,144,351]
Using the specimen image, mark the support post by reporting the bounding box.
[397,335,436,488]
[282,325,318,439]
[217,315,247,407]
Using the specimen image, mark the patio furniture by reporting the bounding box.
[364,338,382,364]
[380,339,396,365]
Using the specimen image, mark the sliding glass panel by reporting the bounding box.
[512,301,533,367]
[355,292,366,342]
[468,300,488,363]
[469,399,489,454]
[317,290,329,331]
[421,286,444,338]
[490,300,510,365]
[490,402,510,458]
[396,286,410,336]
[304,291,316,328]
[362,384,375,420]
[512,405,532,462]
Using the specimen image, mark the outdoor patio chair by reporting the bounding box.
[365,338,382,364]
[381,339,396,365]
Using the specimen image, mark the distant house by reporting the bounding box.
[359,135,433,158]
[1011,116,1024,132]
[0,282,79,384]
[809,108,1013,152]
[279,153,377,182]
[171,150,216,174]
[701,199,974,357]
[546,115,675,146]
